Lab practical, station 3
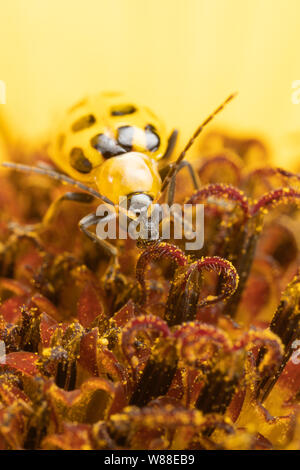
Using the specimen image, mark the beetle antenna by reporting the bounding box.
[2,162,115,206]
[159,92,237,196]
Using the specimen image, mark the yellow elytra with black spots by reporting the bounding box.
[50,92,170,204]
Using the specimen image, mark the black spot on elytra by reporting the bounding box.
[70,147,93,173]
[117,126,134,151]
[110,104,137,116]
[145,124,160,152]
[90,133,126,159]
[71,114,96,132]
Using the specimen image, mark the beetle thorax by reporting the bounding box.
[93,152,162,204]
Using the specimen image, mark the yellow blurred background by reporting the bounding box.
[1,0,300,166]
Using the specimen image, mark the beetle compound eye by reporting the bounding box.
[110,104,137,116]
[91,133,126,158]
[71,114,96,132]
[145,124,160,152]
[70,147,93,173]
[117,126,134,151]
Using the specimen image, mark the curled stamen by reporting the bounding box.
[136,242,187,304]
[164,256,239,325]
[189,256,239,308]
[186,184,250,223]
[233,329,283,375]
[174,322,232,367]
[121,315,171,368]
[198,153,242,185]
[246,166,300,187]
[251,188,300,217]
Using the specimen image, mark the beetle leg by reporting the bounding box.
[161,129,178,162]
[43,191,94,225]
[8,192,95,234]
[78,212,118,258]
[166,160,200,206]
[79,212,127,288]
